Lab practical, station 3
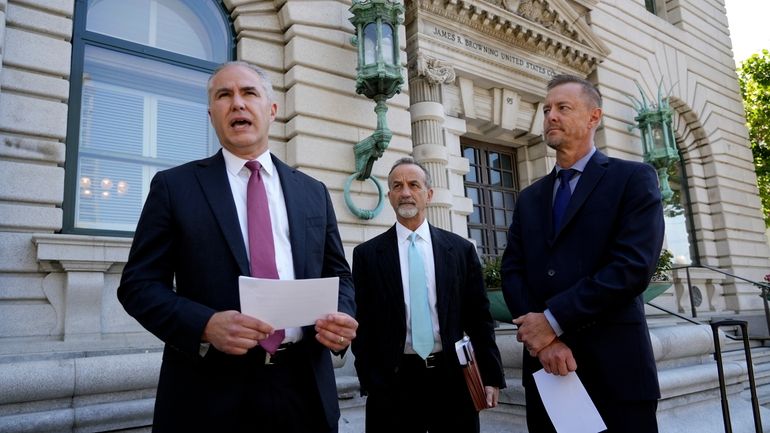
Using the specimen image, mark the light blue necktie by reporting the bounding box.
[408,232,434,359]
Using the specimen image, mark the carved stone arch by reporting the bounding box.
[664,96,726,311]
[667,96,713,259]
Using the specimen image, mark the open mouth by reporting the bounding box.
[230,118,252,129]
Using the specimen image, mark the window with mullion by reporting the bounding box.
[64,0,233,235]
[462,140,519,259]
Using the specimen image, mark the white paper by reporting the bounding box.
[533,369,606,433]
[455,337,472,365]
[238,276,339,329]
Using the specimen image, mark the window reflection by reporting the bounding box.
[662,153,697,265]
[86,0,228,62]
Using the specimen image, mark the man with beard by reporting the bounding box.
[501,74,664,432]
[351,157,505,433]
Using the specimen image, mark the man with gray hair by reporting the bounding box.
[351,157,505,432]
[119,61,357,432]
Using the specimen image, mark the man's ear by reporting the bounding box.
[588,107,602,129]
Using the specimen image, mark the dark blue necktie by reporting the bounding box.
[552,169,577,231]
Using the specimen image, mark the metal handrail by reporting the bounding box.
[671,264,770,335]
[711,320,763,433]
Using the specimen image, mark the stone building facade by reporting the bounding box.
[0,0,768,431]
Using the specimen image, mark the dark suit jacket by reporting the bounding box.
[118,150,355,429]
[501,151,664,402]
[351,224,505,395]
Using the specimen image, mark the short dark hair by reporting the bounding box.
[547,74,602,108]
[388,157,432,189]
[207,61,276,103]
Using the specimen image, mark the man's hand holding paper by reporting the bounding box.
[238,275,357,351]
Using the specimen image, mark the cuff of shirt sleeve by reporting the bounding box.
[544,309,563,337]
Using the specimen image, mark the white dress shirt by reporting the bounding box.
[222,147,301,343]
[396,220,442,354]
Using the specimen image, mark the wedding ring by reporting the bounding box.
[338,336,345,344]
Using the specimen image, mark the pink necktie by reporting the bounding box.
[245,160,284,354]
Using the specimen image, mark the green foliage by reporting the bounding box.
[482,256,502,289]
[652,249,674,282]
[738,49,770,227]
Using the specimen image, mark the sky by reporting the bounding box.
[724,0,770,65]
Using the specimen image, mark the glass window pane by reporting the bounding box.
[463,147,476,161]
[469,205,481,224]
[495,230,508,250]
[465,165,478,183]
[488,152,499,169]
[663,161,693,264]
[80,84,145,155]
[504,192,516,208]
[75,45,215,231]
[469,228,483,245]
[493,209,505,227]
[491,191,503,208]
[489,169,501,186]
[500,154,512,170]
[363,24,376,65]
[381,24,394,65]
[76,157,145,231]
[502,172,514,187]
[157,99,211,161]
[87,0,229,62]
[466,187,479,203]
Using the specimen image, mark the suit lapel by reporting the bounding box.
[543,168,558,243]
[377,226,406,327]
[429,226,453,334]
[272,155,307,278]
[553,151,609,239]
[195,150,250,276]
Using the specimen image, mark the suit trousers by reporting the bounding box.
[152,347,334,433]
[525,383,659,433]
[364,352,479,433]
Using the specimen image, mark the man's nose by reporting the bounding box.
[231,94,245,110]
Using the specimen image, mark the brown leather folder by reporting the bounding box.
[458,339,487,411]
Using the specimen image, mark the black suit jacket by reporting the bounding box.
[501,151,664,402]
[351,224,505,394]
[118,150,355,429]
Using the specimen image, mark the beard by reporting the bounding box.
[396,204,419,218]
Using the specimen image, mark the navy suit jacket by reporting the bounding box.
[118,150,355,429]
[501,151,664,402]
[351,225,505,395]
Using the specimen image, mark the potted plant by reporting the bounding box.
[481,256,513,322]
[643,249,674,303]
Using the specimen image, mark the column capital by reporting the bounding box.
[413,53,456,85]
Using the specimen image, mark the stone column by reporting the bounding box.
[409,54,455,230]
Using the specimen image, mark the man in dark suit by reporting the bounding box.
[501,74,664,432]
[118,61,358,433]
[351,158,505,433]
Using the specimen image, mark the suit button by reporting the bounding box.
[547,269,556,277]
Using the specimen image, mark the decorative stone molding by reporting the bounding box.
[407,0,609,74]
[32,234,131,340]
[414,53,456,85]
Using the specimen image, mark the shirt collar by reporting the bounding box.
[222,147,275,177]
[395,219,432,245]
[556,146,596,174]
